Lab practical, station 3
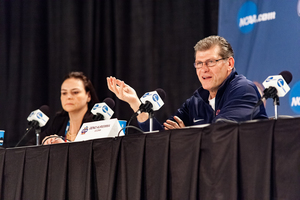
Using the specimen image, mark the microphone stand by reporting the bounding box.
[149,110,154,132]
[273,95,280,119]
[137,101,155,132]
[261,87,280,120]
[35,128,41,146]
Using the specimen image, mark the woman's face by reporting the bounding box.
[60,78,91,114]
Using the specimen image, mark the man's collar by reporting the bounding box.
[216,69,237,98]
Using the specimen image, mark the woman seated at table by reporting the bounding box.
[41,71,99,145]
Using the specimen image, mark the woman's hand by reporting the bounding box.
[42,135,65,145]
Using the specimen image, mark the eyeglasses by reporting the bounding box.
[194,58,227,69]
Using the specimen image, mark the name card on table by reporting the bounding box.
[74,118,123,142]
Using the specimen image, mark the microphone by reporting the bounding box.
[126,88,166,133]
[27,105,50,128]
[255,70,293,107]
[135,88,166,115]
[15,105,50,147]
[91,98,115,120]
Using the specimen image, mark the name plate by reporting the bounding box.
[74,118,123,142]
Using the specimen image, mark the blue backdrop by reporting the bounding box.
[218,0,300,117]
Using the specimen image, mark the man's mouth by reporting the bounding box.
[202,76,211,80]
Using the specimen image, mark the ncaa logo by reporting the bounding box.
[37,112,43,119]
[277,78,286,93]
[29,111,35,117]
[152,93,161,107]
[277,79,285,87]
[142,93,150,98]
[102,105,108,113]
[152,94,159,102]
[266,76,274,82]
[289,81,300,114]
[237,1,276,34]
[92,104,99,110]
[237,1,257,33]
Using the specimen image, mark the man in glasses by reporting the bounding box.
[107,35,268,131]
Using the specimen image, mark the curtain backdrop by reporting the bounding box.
[0,0,218,147]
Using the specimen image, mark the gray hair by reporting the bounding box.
[194,35,234,59]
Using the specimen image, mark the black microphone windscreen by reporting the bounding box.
[39,105,50,117]
[103,98,115,109]
[279,70,293,84]
[156,88,166,100]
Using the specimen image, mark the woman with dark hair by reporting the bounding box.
[41,71,99,144]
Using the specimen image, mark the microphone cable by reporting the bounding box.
[125,112,140,135]
[117,125,144,137]
[15,126,35,147]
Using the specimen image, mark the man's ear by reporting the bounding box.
[228,57,235,70]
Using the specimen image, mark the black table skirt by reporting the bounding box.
[0,118,299,200]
